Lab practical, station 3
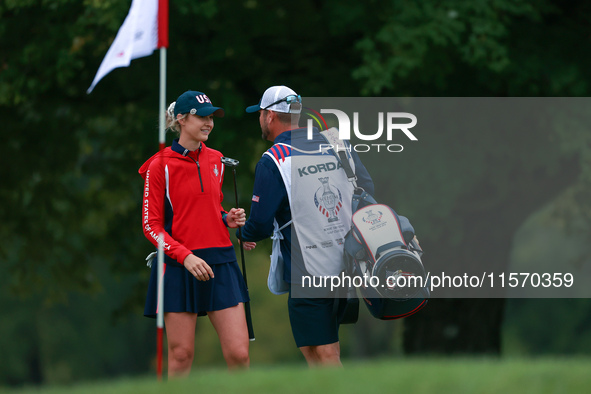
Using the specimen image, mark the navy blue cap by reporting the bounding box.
[174,91,224,117]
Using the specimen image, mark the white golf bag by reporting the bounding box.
[343,191,429,319]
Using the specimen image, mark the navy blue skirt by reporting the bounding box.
[144,259,250,318]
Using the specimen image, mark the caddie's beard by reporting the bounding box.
[261,120,271,141]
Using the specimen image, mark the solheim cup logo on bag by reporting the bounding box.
[314,177,343,223]
[362,209,383,225]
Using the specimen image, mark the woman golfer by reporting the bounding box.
[139,90,255,376]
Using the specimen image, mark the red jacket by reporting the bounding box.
[139,139,236,265]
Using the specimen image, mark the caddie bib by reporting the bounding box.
[265,141,355,278]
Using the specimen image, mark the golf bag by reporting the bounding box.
[319,127,429,322]
[344,190,429,320]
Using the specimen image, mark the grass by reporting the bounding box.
[4,357,591,394]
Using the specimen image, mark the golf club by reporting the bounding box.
[221,156,255,341]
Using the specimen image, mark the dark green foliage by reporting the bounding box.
[1,0,591,386]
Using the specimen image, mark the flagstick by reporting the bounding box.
[156,233,164,381]
[156,46,167,381]
[86,0,168,379]
[156,0,168,379]
[159,47,167,152]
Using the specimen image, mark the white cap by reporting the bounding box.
[246,85,300,113]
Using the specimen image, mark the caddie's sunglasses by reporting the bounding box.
[263,94,302,113]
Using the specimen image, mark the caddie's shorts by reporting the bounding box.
[287,293,339,348]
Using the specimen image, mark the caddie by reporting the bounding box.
[238,85,374,366]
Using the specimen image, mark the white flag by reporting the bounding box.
[87,0,158,93]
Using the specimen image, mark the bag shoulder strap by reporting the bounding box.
[319,127,358,187]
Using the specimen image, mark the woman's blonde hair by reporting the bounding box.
[166,102,187,136]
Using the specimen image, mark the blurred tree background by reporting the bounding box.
[1,0,591,387]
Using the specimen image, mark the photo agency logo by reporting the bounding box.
[304,106,418,153]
